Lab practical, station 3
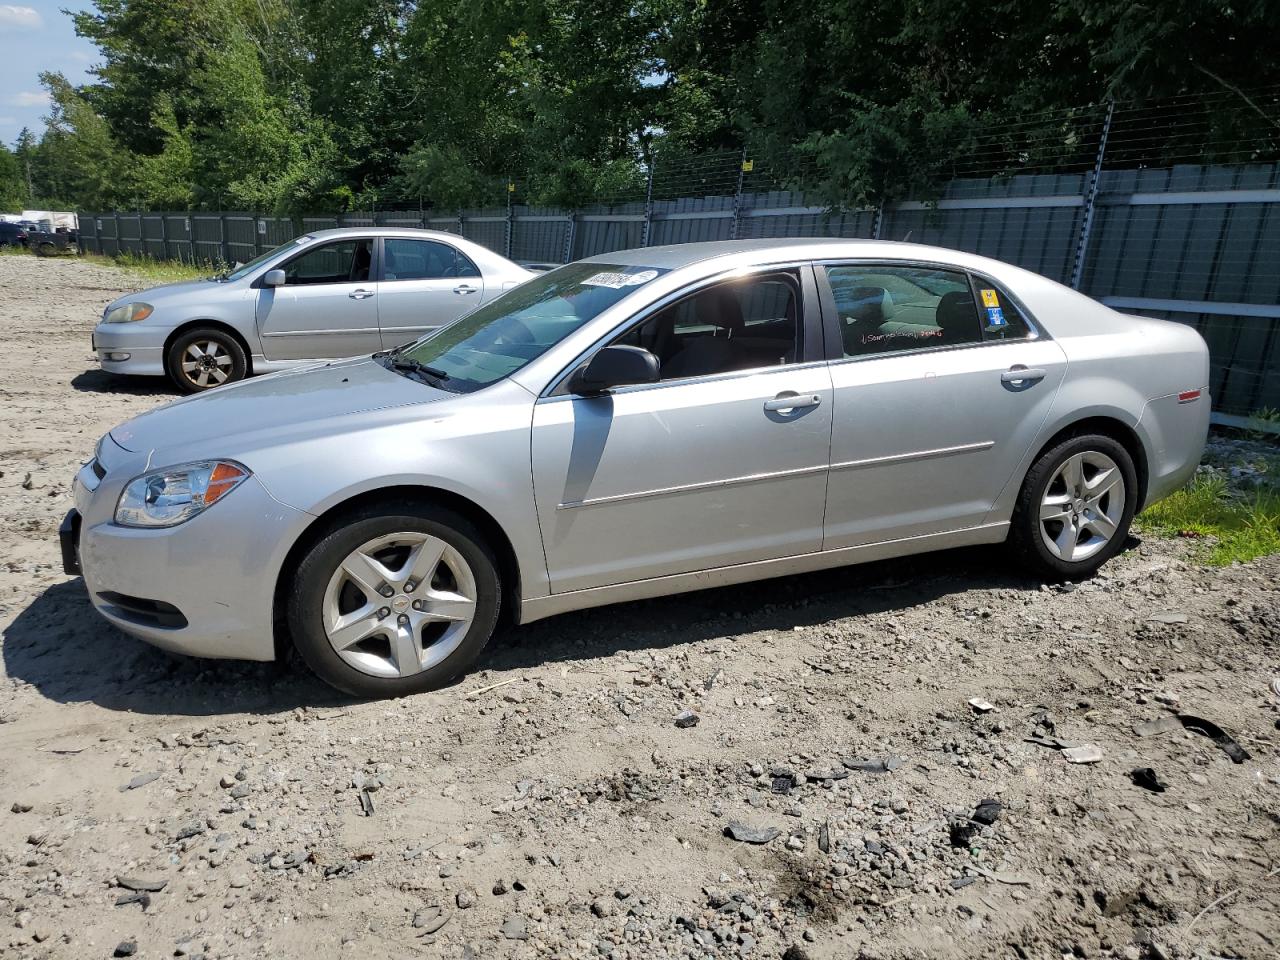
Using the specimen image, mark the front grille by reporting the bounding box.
[97,591,188,629]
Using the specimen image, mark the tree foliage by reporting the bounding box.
[7,0,1278,213]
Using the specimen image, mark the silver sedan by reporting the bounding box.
[61,239,1210,698]
[92,227,536,392]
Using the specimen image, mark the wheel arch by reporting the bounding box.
[163,319,255,376]
[270,484,523,660]
[1025,415,1150,511]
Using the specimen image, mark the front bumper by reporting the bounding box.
[68,458,313,662]
[92,322,168,376]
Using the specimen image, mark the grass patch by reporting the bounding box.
[4,245,217,284]
[1138,474,1280,565]
[83,251,217,285]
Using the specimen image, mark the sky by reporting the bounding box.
[0,1,100,146]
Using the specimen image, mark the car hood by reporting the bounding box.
[110,357,451,456]
[104,278,227,312]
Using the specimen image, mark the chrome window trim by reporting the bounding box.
[813,258,1049,368]
[540,261,820,400]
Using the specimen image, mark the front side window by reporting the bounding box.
[383,238,479,281]
[284,239,373,285]
[615,273,801,381]
[825,264,981,358]
[387,262,668,393]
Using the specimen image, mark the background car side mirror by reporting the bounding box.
[569,345,660,395]
[263,269,286,287]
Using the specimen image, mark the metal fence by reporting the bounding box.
[78,94,1280,420]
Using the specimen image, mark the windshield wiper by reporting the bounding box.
[387,355,450,385]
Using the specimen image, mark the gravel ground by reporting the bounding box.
[1,253,1278,960]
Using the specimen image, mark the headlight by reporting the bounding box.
[115,461,250,528]
[104,302,154,323]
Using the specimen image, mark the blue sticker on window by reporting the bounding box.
[986,306,1006,326]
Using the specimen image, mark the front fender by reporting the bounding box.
[248,380,549,608]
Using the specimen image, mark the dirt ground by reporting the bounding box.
[1,253,1278,960]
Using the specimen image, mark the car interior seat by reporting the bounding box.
[934,290,977,345]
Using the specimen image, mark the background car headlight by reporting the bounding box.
[104,302,154,323]
[115,461,250,528]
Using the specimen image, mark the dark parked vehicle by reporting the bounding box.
[29,227,78,256]
[0,222,28,247]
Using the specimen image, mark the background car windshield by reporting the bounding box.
[395,262,667,392]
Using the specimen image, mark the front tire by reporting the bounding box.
[287,503,501,698]
[165,327,248,393]
[1010,433,1137,580]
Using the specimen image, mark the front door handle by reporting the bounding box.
[349,288,375,300]
[453,284,479,295]
[764,392,822,413]
[1001,366,1046,384]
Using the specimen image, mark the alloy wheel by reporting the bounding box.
[181,340,233,387]
[1038,450,1126,563]
[321,531,478,679]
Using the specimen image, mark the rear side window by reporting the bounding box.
[971,279,1033,341]
[823,264,981,358]
[383,238,480,281]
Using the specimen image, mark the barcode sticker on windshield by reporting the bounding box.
[582,269,659,289]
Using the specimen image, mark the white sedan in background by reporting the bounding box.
[92,228,536,392]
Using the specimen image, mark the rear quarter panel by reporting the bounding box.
[985,283,1209,519]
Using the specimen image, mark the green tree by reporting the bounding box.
[0,144,24,210]
[38,72,136,208]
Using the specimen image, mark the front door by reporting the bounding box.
[377,238,485,349]
[531,269,832,594]
[817,261,1068,548]
[256,237,379,361]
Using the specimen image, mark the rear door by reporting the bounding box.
[256,237,379,361]
[376,238,485,350]
[818,261,1068,548]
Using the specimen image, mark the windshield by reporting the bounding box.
[221,237,310,282]
[385,262,667,393]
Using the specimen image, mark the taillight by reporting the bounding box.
[1178,390,1201,403]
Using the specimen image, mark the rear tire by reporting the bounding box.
[286,502,501,699]
[1010,433,1137,580]
[165,327,248,393]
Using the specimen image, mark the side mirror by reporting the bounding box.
[263,269,286,287]
[569,345,660,395]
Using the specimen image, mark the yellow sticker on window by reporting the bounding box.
[980,288,1000,308]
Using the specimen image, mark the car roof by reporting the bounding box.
[582,238,998,269]
[296,226,527,270]
[301,226,470,242]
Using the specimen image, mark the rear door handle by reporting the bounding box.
[349,288,375,300]
[764,393,822,413]
[453,284,478,295]
[1001,366,1046,384]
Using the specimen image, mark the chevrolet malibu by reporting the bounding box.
[93,227,535,392]
[61,239,1210,698]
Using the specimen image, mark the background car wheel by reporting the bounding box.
[165,327,247,392]
[1010,433,1138,581]
[287,503,501,698]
